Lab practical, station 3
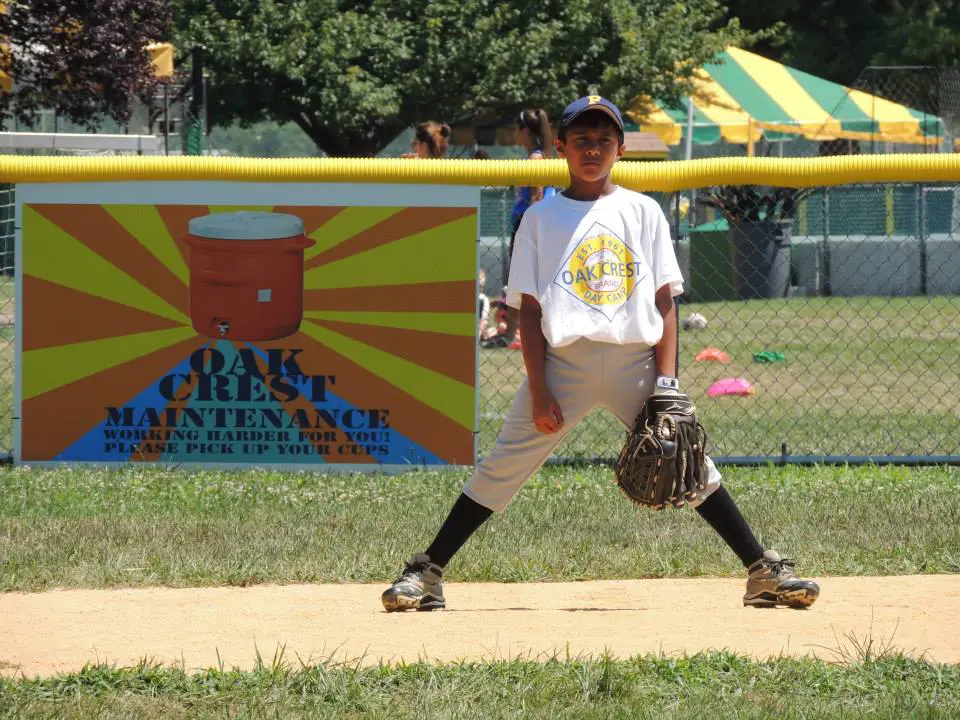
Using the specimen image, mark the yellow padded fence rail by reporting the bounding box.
[2,154,960,190]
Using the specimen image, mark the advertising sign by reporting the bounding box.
[16,182,479,469]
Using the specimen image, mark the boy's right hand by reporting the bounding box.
[531,387,564,434]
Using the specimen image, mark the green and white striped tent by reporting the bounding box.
[629,47,943,152]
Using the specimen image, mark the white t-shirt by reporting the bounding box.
[506,186,683,348]
[478,293,491,320]
[477,293,491,336]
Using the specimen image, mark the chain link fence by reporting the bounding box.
[474,66,960,464]
[852,65,960,155]
[477,182,960,464]
[4,62,959,463]
[0,180,957,463]
[3,60,958,462]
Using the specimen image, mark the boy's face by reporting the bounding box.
[556,118,625,183]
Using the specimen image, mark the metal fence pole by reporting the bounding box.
[821,188,832,296]
[918,183,928,295]
[163,84,170,156]
[499,190,508,287]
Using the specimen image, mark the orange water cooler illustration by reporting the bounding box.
[185,211,315,341]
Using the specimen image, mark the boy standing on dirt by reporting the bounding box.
[382,96,820,612]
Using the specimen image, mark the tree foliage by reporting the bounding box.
[725,0,960,84]
[0,0,171,130]
[173,0,762,157]
[209,121,320,157]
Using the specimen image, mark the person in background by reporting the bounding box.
[511,108,554,232]
[480,288,513,349]
[477,270,497,341]
[496,109,555,348]
[403,121,451,159]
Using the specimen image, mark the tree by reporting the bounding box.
[208,121,321,157]
[173,0,762,157]
[874,1,960,69]
[0,1,171,130]
[725,1,960,84]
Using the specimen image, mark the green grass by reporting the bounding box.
[2,651,958,719]
[2,465,957,592]
[2,463,957,715]
[478,296,960,458]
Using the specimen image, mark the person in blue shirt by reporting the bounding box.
[511,108,554,233]
[492,109,555,348]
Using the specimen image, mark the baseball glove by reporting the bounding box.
[615,391,708,509]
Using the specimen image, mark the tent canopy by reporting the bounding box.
[629,47,943,149]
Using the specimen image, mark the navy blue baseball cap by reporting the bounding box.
[559,96,625,137]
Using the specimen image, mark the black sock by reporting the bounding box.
[424,493,494,568]
[695,486,765,568]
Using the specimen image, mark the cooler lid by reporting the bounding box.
[188,211,305,240]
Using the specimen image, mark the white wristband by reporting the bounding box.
[656,375,680,391]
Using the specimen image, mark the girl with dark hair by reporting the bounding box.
[511,108,553,232]
[493,109,554,348]
[405,121,451,159]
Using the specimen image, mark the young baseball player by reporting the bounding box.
[382,96,820,612]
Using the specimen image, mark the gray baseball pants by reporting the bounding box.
[464,338,722,512]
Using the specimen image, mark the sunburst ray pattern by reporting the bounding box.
[20,198,477,466]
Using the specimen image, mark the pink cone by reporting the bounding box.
[707,377,756,397]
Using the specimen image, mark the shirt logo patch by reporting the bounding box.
[553,222,648,321]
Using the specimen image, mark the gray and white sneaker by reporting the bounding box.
[381,553,445,612]
[744,550,820,608]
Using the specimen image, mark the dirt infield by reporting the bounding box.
[2,575,958,677]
